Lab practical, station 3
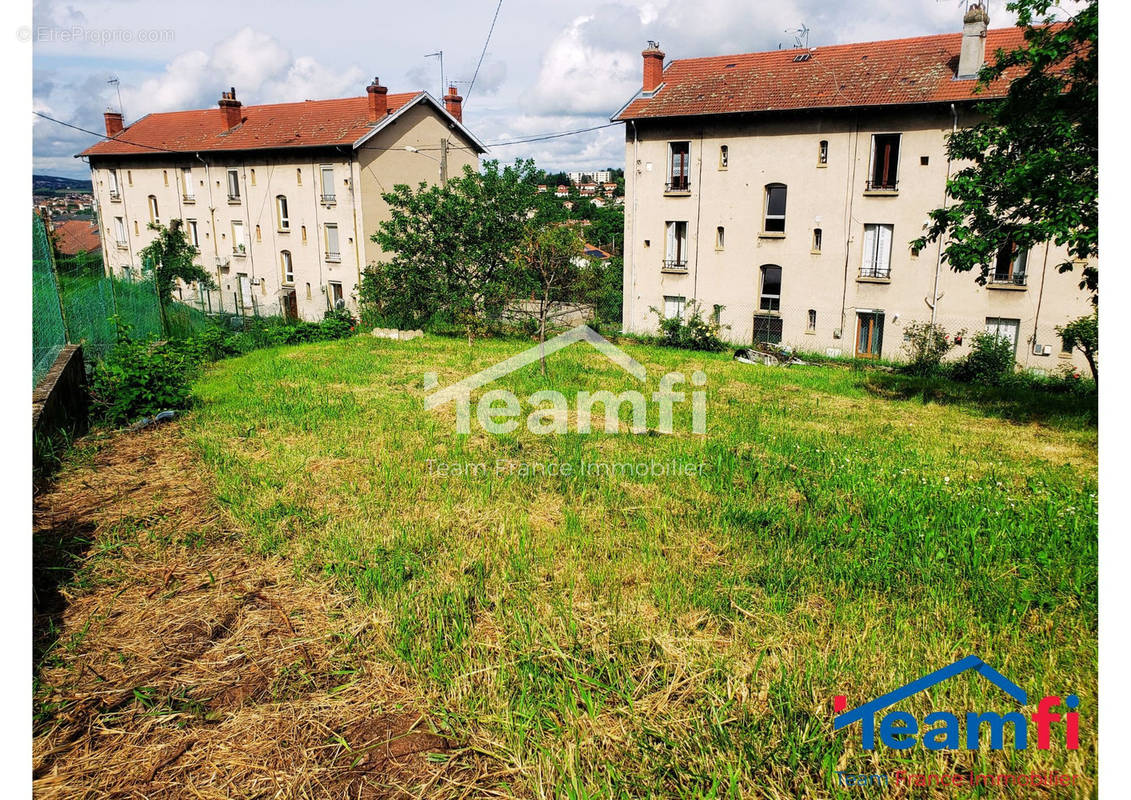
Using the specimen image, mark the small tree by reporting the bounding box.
[517,224,586,374]
[137,219,214,303]
[1056,312,1098,383]
[901,321,964,376]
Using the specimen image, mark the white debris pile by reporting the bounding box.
[371,328,424,341]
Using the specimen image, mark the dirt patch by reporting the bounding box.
[32,425,486,798]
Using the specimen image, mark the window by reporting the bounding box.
[231,220,246,254]
[920,155,930,166]
[250,168,256,186]
[320,165,336,202]
[807,309,817,331]
[108,169,120,199]
[667,142,690,191]
[187,219,199,249]
[712,305,722,325]
[663,295,686,320]
[719,145,729,169]
[147,195,159,225]
[861,223,893,278]
[255,224,261,242]
[812,228,823,253]
[281,250,294,284]
[986,317,1021,354]
[759,265,782,311]
[306,282,312,300]
[127,170,132,186]
[763,184,787,233]
[181,167,194,200]
[754,315,783,345]
[227,169,240,201]
[868,134,901,191]
[163,169,169,187]
[324,223,340,261]
[113,216,126,247]
[276,195,290,231]
[856,312,884,358]
[664,221,688,270]
[818,140,828,165]
[716,226,725,250]
[329,281,344,307]
[134,220,139,235]
[296,168,302,185]
[993,239,1029,285]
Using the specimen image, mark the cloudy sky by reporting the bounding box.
[34,0,1032,179]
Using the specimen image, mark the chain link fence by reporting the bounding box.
[33,216,67,386]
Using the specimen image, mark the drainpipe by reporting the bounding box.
[196,152,222,294]
[930,103,959,325]
[627,119,640,334]
[691,128,704,301]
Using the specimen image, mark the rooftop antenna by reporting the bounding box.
[424,51,444,99]
[787,23,810,49]
[107,76,124,120]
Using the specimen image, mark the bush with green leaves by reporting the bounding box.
[650,302,727,352]
[1056,311,1098,383]
[900,321,963,376]
[89,325,204,425]
[949,331,1017,386]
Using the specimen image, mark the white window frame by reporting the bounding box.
[187,219,199,249]
[108,169,120,198]
[276,195,290,231]
[147,195,159,225]
[663,295,686,320]
[986,317,1021,355]
[281,250,295,284]
[861,223,894,278]
[763,184,787,234]
[759,265,782,312]
[227,169,240,201]
[329,281,344,307]
[114,216,126,247]
[320,165,336,203]
[231,220,246,254]
[664,221,688,270]
[324,223,340,262]
[182,167,194,200]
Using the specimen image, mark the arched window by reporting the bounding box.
[276,195,290,230]
[147,195,159,225]
[758,265,782,311]
[807,309,817,331]
[763,184,786,233]
[812,228,822,252]
[255,224,262,242]
[280,250,294,284]
[719,145,729,169]
[818,140,828,165]
[296,168,303,185]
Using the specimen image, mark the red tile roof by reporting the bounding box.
[80,93,422,157]
[616,26,1039,120]
[51,219,101,255]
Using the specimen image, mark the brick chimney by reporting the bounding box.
[367,77,388,122]
[443,86,463,122]
[957,3,990,79]
[219,87,243,129]
[104,110,124,137]
[642,41,665,93]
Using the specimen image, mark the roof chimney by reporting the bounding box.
[957,3,990,79]
[443,86,463,122]
[367,77,388,122]
[642,41,665,93]
[218,87,242,130]
[104,110,124,137]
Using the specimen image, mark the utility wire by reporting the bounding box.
[467,0,504,101]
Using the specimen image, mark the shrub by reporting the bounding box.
[1056,312,1098,383]
[650,301,727,352]
[900,321,962,376]
[90,325,204,425]
[949,331,1016,386]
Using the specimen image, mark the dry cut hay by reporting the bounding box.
[33,425,489,799]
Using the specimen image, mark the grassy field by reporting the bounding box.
[181,333,1097,797]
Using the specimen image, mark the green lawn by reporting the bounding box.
[186,334,1097,798]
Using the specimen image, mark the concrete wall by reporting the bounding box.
[622,107,1095,373]
[33,344,88,456]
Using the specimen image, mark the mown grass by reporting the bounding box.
[186,334,1097,798]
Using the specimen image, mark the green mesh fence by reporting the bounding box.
[33,215,67,386]
[33,214,214,380]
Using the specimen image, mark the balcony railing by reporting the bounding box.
[662,258,688,272]
[864,179,899,193]
[325,251,341,262]
[664,176,690,193]
[990,272,1028,287]
[108,190,121,201]
[320,193,337,204]
[859,265,892,280]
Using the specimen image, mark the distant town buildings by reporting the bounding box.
[568,170,612,184]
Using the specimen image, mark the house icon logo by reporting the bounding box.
[423,324,707,435]
[833,655,1080,751]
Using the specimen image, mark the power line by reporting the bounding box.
[33,111,174,153]
[467,0,504,101]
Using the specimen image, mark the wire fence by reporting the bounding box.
[32,213,231,383]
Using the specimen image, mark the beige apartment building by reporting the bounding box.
[613,7,1094,372]
[80,80,484,320]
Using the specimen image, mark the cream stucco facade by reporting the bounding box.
[86,93,480,321]
[621,105,1094,373]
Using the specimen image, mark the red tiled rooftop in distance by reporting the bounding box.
[80,92,422,156]
[51,219,100,255]
[616,27,1039,120]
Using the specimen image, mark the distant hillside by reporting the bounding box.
[34,174,93,193]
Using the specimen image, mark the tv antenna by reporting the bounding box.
[787,24,810,49]
[107,76,124,119]
[424,51,444,99]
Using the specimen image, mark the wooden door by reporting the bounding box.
[855,312,884,359]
